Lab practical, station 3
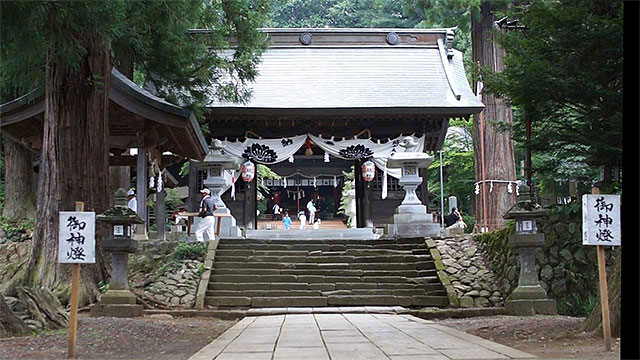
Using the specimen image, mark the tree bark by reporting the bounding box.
[2,138,36,219]
[22,31,112,306]
[579,250,621,336]
[471,0,518,230]
[108,165,130,206]
[0,293,29,338]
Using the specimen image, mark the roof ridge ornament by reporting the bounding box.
[445,27,457,59]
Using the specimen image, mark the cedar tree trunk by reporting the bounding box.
[579,251,621,336]
[471,0,518,230]
[2,138,36,219]
[0,294,28,338]
[22,32,112,305]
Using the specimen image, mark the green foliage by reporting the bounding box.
[481,0,623,187]
[0,216,35,239]
[179,161,190,177]
[257,164,281,199]
[268,0,423,28]
[171,242,208,262]
[1,1,270,112]
[338,166,355,227]
[427,118,475,215]
[558,294,598,317]
[98,281,110,294]
[461,214,474,234]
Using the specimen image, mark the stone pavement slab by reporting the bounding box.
[189,313,537,360]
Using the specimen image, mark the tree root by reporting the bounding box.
[131,289,171,310]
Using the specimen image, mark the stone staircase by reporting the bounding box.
[205,238,449,308]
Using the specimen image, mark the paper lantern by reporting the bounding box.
[361,160,376,182]
[241,161,255,182]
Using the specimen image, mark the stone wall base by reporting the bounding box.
[504,299,557,316]
[90,304,144,318]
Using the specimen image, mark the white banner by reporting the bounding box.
[582,194,621,246]
[58,212,96,264]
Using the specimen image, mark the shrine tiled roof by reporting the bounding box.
[206,28,484,115]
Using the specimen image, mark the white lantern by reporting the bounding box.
[241,161,255,182]
[361,160,376,182]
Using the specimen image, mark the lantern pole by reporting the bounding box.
[439,150,444,228]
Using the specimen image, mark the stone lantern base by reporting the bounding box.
[90,290,143,318]
[385,205,440,238]
[505,285,557,316]
[505,299,557,316]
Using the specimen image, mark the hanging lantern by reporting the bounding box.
[361,160,376,182]
[241,161,255,182]
[305,138,313,156]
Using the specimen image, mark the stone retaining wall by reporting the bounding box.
[474,213,617,309]
[430,235,504,308]
[146,260,202,307]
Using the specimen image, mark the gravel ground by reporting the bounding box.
[0,313,621,360]
[0,313,237,360]
[435,315,621,359]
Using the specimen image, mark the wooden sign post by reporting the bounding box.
[582,188,621,352]
[58,201,96,359]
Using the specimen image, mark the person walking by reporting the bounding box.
[298,210,307,230]
[127,189,138,233]
[306,198,317,225]
[194,188,217,243]
[282,212,291,230]
[272,202,281,220]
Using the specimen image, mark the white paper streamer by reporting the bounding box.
[149,176,155,189]
[333,176,338,188]
[324,152,330,163]
[382,166,388,200]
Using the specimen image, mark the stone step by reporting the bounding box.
[252,297,328,307]
[204,294,449,308]
[206,288,430,298]
[213,261,433,271]
[211,267,437,278]
[209,282,312,291]
[208,281,432,292]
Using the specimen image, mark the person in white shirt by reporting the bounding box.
[272,203,281,220]
[194,188,217,243]
[127,189,137,212]
[306,199,316,224]
[298,211,307,230]
[127,189,137,233]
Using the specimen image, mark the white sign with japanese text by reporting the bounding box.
[58,212,96,263]
[582,195,621,246]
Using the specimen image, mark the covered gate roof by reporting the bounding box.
[204,28,484,151]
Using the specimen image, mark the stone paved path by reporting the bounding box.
[189,313,536,360]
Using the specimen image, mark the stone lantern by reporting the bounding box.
[192,139,243,237]
[90,188,145,318]
[503,185,557,316]
[385,137,440,237]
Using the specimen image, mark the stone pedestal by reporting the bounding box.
[193,140,243,237]
[384,143,440,238]
[93,189,145,319]
[504,234,557,316]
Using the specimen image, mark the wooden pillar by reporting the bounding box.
[355,160,363,228]
[252,176,258,229]
[420,167,428,211]
[156,189,166,240]
[135,148,148,239]
[109,166,131,206]
[188,161,198,212]
[355,159,372,228]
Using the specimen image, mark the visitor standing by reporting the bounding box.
[298,210,307,230]
[282,212,291,230]
[306,198,317,225]
[194,188,217,243]
[272,203,281,220]
[127,189,137,232]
